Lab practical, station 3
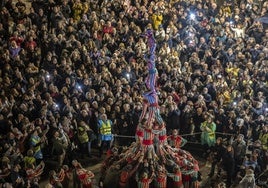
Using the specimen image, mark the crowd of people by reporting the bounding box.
[0,0,267,187]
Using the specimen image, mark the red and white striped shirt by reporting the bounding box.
[137,178,152,188]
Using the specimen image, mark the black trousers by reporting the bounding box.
[99,140,111,156]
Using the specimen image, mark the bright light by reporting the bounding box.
[189,40,194,44]
[76,84,82,90]
[190,13,195,20]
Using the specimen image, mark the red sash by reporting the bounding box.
[159,135,167,141]
[142,139,153,145]
[136,130,143,137]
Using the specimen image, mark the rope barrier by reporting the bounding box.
[215,132,235,136]
[113,134,135,138]
[112,131,236,138]
[112,131,265,147]
[186,141,202,145]
[112,134,202,145]
[179,132,202,136]
[255,169,268,180]
[112,131,266,147]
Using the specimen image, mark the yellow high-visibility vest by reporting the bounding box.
[78,130,89,144]
[31,137,41,152]
[99,120,111,135]
[259,132,268,150]
[24,156,36,168]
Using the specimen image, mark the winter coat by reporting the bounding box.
[200,121,216,147]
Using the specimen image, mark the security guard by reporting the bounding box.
[98,114,113,157]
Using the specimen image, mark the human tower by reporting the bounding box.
[100,28,200,188]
